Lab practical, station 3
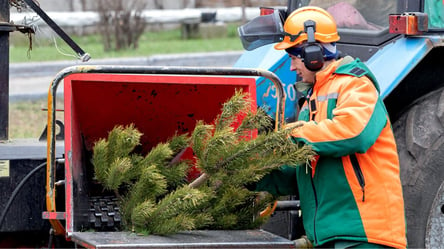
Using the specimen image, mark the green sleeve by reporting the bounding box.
[255,165,298,197]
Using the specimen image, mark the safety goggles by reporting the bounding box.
[283,31,304,42]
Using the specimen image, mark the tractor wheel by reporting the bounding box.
[392,87,444,248]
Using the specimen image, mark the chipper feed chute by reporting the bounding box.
[43,66,294,248]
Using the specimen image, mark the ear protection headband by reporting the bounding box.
[301,20,324,72]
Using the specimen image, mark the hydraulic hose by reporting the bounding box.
[0,161,47,229]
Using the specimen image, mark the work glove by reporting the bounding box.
[284,121,306,145]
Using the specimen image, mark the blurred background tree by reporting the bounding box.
[96,0,147,51]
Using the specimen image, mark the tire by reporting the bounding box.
[392,87,444,249]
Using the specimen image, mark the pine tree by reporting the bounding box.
[92,90,315,235]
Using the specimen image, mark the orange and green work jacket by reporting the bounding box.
[256,57,407,248]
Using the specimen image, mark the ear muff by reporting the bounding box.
[301,20,324,72]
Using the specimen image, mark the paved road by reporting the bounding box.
[9,51,243,100]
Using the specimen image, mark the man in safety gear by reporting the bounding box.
[254,6,407,249]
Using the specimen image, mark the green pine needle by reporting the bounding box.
[107,124,142,159]
[168,133,191,154]
[191,121,213,160]
[92,139,110,184]
[105,157,132,190]
[131,199,156,229]
[146,186,211,234]
[131,165,168,202]
[215,89,251,132]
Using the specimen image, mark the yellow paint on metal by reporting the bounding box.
[0,160,10,177]
[46,85,65,235]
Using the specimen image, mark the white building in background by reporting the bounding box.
[9,0,287,37]
[28,0,286,11]
[32,0,196,11]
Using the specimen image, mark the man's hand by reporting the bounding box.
[284,121,306,130]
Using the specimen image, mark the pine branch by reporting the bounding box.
[131,199,156,229]
[163,160,191,188]
[168,133,191,154]
[139,142,173,171]
[209,130,294,174]
[146,186,212,234]
[91,91,316,235]
[153,186,209,218]
[190,121,214,160]
[150,214,196,235]
[130,165,167,202]
[215,89,251,132]
[107,124,142,159]
[188,173,209,189]
[105,157,132,190]
[188,94,315,189]
[201,126,237,173]
[93,124,142,189]
[235,108,273,137]
[92,139,110,184]
[122,165,168,224]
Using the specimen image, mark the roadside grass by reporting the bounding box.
[9,23,245,138]
[10,23,243,62]
[9,98,65,139]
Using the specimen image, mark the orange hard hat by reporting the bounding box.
[275,6,340,50]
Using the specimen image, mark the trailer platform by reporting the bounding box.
[71,230,296,249]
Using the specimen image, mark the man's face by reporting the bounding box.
[289,54,316,83]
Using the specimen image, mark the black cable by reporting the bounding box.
[47,228,54,249]
[0,162,47,229]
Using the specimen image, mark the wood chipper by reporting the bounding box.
[41,65,302,248]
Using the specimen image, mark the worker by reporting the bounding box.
[253,6,407,248]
